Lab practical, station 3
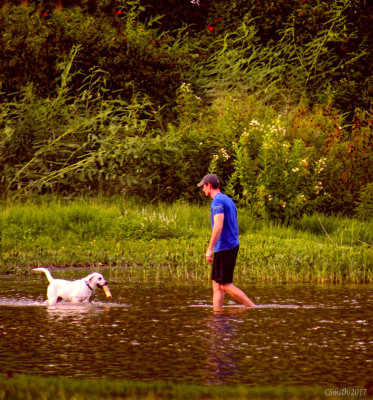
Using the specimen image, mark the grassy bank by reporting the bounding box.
[0,374,330,400]
[0,197,372,283]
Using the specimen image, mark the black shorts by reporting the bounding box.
[211,245,239,284]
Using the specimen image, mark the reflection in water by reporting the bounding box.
[45,303,112,321]
[204,308,247,384]
[0,273,373,388]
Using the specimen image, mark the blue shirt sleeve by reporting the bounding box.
[210,193,239,252]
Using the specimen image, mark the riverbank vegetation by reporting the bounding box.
[0,373,329,400]
[1,198,371,283]
[1,0,372,220]
[0,0,372,278]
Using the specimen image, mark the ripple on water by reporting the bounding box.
[0,276,372,387]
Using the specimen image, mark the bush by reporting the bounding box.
[319,107,373,215]
[216,116,324,222]
[355,182,373,221]
[0,2,185,113]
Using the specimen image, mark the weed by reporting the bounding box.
[0,197,371,283]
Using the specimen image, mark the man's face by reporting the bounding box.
[202,183,211,197]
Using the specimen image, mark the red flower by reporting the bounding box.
[207,25,214,32]
[345,37,350,42]
[114,10,122,15]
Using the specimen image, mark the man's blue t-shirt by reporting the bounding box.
[211,193,239,252]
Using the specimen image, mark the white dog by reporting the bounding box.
[33,267,111,305]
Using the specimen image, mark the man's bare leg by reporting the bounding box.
[212,280,225,310]
[221,283,256,307]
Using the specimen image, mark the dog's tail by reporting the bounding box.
[33,267,54,284]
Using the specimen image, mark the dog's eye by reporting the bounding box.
[98,277,102,280]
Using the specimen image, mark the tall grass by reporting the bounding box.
[0,197,371,283]
[0,374,326,400]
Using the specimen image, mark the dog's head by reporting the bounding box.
[86,272,108,290]
[85,272,112,299]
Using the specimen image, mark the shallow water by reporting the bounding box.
[0,269,372,388]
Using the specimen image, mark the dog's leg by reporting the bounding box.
[33,268,57,305]
[46,283,59,306]
[46,298,58,306]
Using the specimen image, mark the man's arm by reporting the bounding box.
[206,213,224,263]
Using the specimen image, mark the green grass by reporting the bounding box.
[0,374,329,400]
[0,196,372,283]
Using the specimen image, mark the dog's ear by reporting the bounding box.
[86,273,95,282]
[88,273,102,282]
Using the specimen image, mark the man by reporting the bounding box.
[197,174,256,309]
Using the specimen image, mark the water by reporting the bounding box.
[0,269,372,388]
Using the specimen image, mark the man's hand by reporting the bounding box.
[205,248,213,263]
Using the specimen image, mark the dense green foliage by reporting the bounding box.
[0,374,328,400]
[1,198,372,283]
[0,0,372,219]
